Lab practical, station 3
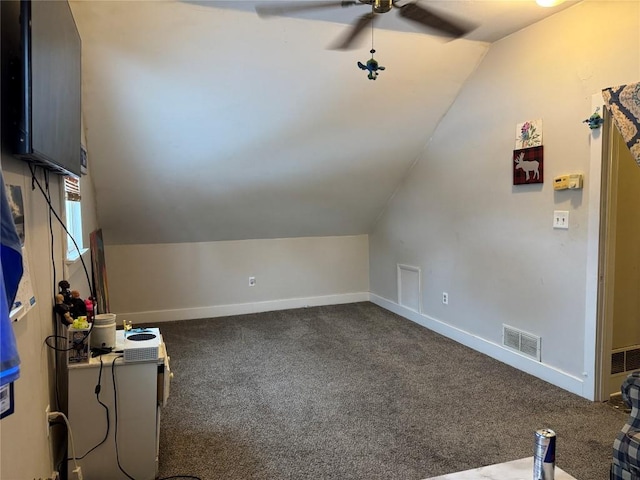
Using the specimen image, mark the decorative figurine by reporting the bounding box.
[55,280,92,326]
[84,297,94,323]
[69,290,88,319]
[54,294,73,326]
[358,49,385,81]
[58,280,72,304]
[583,107,604,129]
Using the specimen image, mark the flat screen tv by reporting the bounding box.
[1,0,82,177]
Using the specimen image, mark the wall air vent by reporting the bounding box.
[611,351,625,374]
[626,348,640,371]
[502,324,541,361]
[611,346,640,375]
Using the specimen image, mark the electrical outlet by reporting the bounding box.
[442,292,449,305]
[45,405,50,437]
[249,276,256,287]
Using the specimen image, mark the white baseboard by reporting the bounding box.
[119,290,586,398]
[369,293,586,398]
[118,292,370,324]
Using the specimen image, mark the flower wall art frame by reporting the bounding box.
[515,119,542,149]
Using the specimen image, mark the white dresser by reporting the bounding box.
[67,330,171,480]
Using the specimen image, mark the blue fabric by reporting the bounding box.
[0,170,22,386]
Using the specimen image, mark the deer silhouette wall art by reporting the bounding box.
[513,146,544,185]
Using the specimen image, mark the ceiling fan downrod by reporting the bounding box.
[372,0,392,14]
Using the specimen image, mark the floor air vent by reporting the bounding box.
[502,324,541,361]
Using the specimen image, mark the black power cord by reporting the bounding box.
[43,170,57,297]
[40,169,64,412]
[72,355,110,461]
[111,355,136,480]
[30,164,96,388]
[28,163,94,298]
[30,164,95,349]
[60,356,110,470]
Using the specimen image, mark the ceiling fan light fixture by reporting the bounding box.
[536,0,565,7]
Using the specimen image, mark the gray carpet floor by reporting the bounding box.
[156,302,627,480]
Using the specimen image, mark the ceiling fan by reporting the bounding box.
[255,0,476,50]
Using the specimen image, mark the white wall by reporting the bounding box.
[369,1,640,399]
[0,155,98,479]
[105,235,370,323]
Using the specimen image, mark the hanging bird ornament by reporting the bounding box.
[358,49,385,80]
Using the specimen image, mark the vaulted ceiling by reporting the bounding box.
[69,0,576,245]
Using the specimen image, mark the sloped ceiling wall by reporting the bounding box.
[71,1,576,246]
[70,1,490,245]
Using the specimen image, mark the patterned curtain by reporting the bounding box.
[602,82,640,167]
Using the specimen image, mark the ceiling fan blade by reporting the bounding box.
[329,11,375,50]
[396,2,475,38]
[256,1,359,18]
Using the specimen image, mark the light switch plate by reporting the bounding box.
[553,210,569,229]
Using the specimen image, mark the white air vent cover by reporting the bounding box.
[502,324,541,361]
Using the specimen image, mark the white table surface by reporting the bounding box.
[426,456,577,480]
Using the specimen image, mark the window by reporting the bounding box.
[64,176,86,261]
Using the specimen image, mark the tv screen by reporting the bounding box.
[1,0,82,177]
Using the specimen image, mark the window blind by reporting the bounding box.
[64,176,81,202]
